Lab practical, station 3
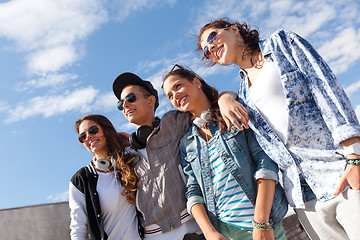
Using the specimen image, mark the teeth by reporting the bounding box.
[217,48,221,58]
[179,96,186,106]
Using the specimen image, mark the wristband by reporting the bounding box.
[346,159,360,165]
[252,220,273,230]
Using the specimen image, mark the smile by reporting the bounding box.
[179,96,187,107]
[90,140,99,148]
[216,46,223,59]
[126,109,135,117]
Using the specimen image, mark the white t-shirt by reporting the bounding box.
[249,61,288,142]
[69,169,140,240]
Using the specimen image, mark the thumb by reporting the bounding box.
[333,177,347,196]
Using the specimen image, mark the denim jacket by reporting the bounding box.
[180,122,288,231]
[237,30,360,208]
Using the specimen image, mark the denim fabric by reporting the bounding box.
[237,30,360,208]
[180,122,288,231]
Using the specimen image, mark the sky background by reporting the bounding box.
[0,0,360,209]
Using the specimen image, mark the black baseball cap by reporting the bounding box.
[112,72,159,110]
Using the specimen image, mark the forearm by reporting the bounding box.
[191,204,219,238]
[218,91,249,130]
[253,179,276,223]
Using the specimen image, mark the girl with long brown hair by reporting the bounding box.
[69,114,140,240]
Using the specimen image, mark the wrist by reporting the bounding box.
[252,219,273,230]
[346,158,360,165]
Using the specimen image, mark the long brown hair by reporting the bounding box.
[197,18,260,66]
[163,65,227,133]
[75,114,137,204]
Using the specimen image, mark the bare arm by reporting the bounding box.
[190,204,226,240]
[334,137,360,195]
[253,179,276,240]
[218,91,249,131]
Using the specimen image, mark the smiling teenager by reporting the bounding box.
[112,71,250,240]
[196,18,360,240]
[69,114,140,240]
[113,73,203,240]
[162,64,288,240]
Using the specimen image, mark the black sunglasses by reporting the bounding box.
[169,64,198,78]
[117,92,150,111]
[203,27,230,59]
[78,125,99,143]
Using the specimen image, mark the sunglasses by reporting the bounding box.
[78,125,99,143]
[117,92,150,111]
[203,27,230,59]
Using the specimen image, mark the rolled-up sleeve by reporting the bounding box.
[180,140,205,214]
[284,30,360,145]
[244,128,279,183]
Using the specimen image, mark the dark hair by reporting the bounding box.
[163,65,227,133]
[75,114,136,204]
[197,18,260,65]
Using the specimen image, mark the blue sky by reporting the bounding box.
[0,0,360,209]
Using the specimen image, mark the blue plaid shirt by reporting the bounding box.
[237,30,360,208]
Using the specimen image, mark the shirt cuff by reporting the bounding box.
[187,195,205,215]
[254,169,279,183]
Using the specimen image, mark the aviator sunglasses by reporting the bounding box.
[203,27,230,59]
[78,125,99,143]
[117,92,150,111]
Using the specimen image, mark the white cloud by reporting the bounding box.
[47,191,69,202]
[5,87,99,123]
[17,73,78,92]
[116,121,136,132]
[344,80,360,97]
[318,28,360,74]
[0,101,10,112]
[109,0,177,22]
[355,105,360,122]
[92,91,119,112]
[27,45,79,74]
[0,0,107,87]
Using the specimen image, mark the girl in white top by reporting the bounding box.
[69,114,141,240]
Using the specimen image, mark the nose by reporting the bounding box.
[122,99,131,111]
[174,91,182,100]
[208,44,216,56]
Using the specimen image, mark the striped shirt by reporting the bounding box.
[208,137,255,229]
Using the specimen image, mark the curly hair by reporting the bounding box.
[75,114,137,204]
[196,18,260,66]
[163,64,227,133]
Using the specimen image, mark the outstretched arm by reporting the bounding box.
[218,91,249,131]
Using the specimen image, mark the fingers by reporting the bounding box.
[333,177,346,196]
[230,105,248,130]
[222,114,232,131]
[238,104,249,128]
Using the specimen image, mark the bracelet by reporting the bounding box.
[252,220,273,230]
[346,159,360,165]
